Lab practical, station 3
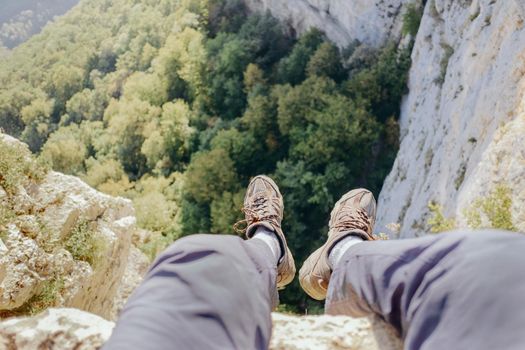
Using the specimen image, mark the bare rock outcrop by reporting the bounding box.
[376,0,525,237]
[244,0,412,48]
[0,133,149,320]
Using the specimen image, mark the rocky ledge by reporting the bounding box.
[1,309,401,350]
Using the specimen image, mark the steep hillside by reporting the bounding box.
[0,0,80,48]
[0,0,411,310]
[375,0,525,237]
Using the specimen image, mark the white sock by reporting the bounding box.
[252,226,281,264]
[328,235,364,268]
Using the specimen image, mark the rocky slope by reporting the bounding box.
[244,0,411,47]
[375,0,525,237]
[1,309,401,350]
[0,133,149,320]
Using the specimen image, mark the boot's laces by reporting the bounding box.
[233,194,281,234]
[332,207,371,234]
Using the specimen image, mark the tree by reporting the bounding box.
[205,34,252,118]
[306,42,345,82]
[104,98,161,178]
[49,65,84,112]
[19,97,55,152]
[275,28,325,85]
[141,100,194,173]
[40,124,87,174]
[123,71,168,107]
[210,190,244,234]
[184,148,238,203]
[65,88,107,124]
[210,128,261,175]
[243,63,266,94]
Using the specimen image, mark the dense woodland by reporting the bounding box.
[0,0,411,311]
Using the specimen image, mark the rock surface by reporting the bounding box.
[109,245,150,320]
[270,313,402,350]
[376,0,525,237]
[244,0,411,47]
[0,308,114,350]
[0,133,149,320]
[0,309,401,350]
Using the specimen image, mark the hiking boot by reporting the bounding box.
[299,188,377,300]
[234,175,295,289]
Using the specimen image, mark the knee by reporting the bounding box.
[150,234,243,268]
[167,233,239,254]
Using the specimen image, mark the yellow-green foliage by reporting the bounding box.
[0,205,15,232]
[0,138,48,194]
[129,174,182,238]
[428,202,456,233]
[65,221,106,267]
[429,185,517,234]
[139,233,170,262]
[464,185,517,231]
[275,303,301,315]
[35,219,61,254]
[25,277,64,315]
[375,232,390,240]
[0,277,64,317]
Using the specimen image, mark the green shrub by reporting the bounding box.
[402,3,423,36]
[428,202,456,233]
[435,43,454,85]
[26,278,64,315]
[464,185,517,231]
[275,303,300,315]
[0,277,64,317]
[0,138,48,195]
[428,185,517,234]
[65,220,106,267]
[0,205,15,237]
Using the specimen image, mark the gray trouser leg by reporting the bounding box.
[104,234,278,350]
[326,230,525,350]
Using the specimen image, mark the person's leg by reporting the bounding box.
[104,234,278,350]
[326,230,525,350]
[105,175,295,350]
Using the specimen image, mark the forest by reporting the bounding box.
[0,0,411,311]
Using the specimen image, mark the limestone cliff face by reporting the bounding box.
[244,0,411,47]
[375,0,525,237]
